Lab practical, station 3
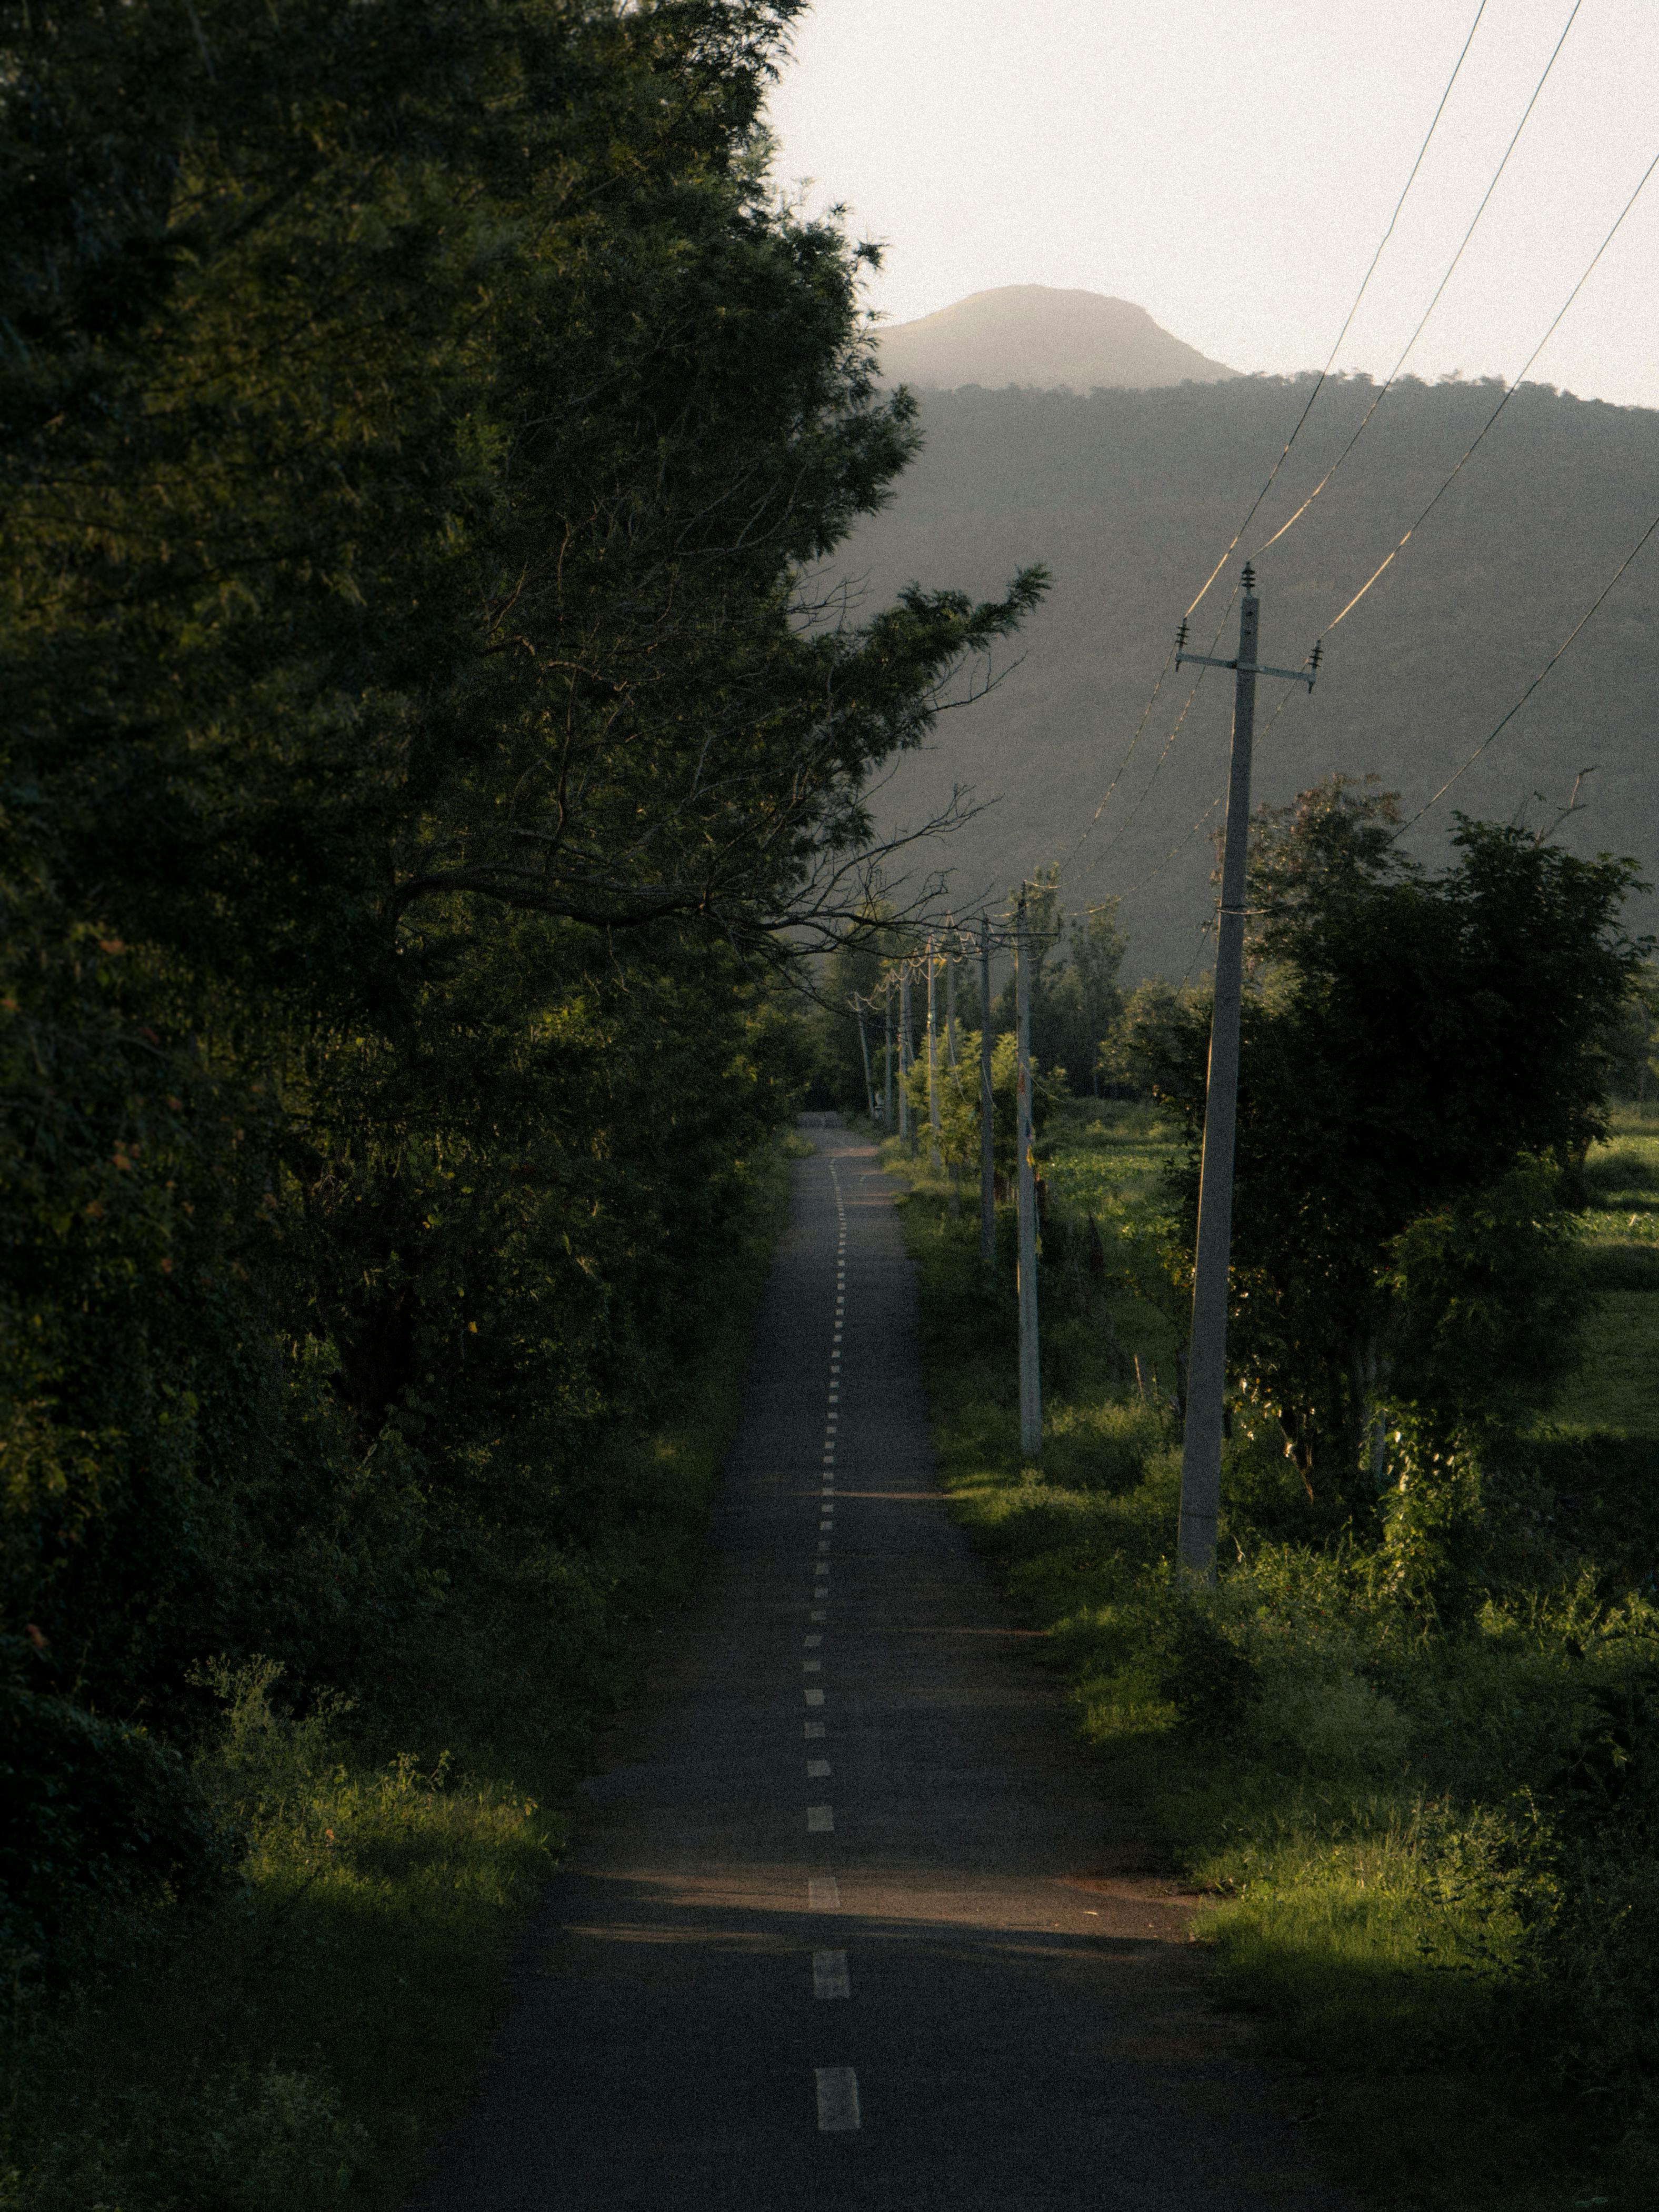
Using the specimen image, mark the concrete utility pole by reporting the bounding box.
[979,917,996,1285]
[901,963,917,1158]
[1015,894,1041,1460]
[852,997,876,1120]
[902,964,915,1150]
[926,937,942,1170]
[884,978,894,1128]
[1173,566,1320,1576]
[945,931,961,1217]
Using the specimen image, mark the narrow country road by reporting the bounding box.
[409,1118,1348,2210]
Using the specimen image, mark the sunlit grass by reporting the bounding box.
[0,1144,795,2212]
[889,1114,1655,2210]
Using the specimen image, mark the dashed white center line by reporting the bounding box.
[804,1687,824,1707]
[806,1803,834,1833]
[807,1758,830,1777]
[804,1633,822,1647]
[803,1659,821,1673]
[810,1608,825,1622]
[816,2066,861,2132]
[808,1876,840,1909]
[813,1949,851,2000]
[804,1719,825,1739]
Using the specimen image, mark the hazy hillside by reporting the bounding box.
[876,286,1237,393]
[838,373,1659,976]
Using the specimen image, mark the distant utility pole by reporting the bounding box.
[901,963,917,1158]
[1015,893,1041,1460]
[852,997,876,1120]
[945,929,961,1218]
[884,978,895,1128]
[1173,565,1320,1577]
[979,917,995,1285]
[926,937,943,1171]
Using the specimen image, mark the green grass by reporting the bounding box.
[1556,1113,1659,1440]
[888,1107,1659,2212]
[0,1143,794,2212]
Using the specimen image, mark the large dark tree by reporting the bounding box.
[1149,779,1645,1508]
[0,0,1043,1945]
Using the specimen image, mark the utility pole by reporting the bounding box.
[1173,566,1320,1577]
[852,997,876,1120]
[900,963,917,1157]
[884,978,895,1129]
[945,930,958,1070]
[926,936,942,1170]
[945,929,961,1217]
[1015,893,1041,1460]
[979,916,995,1285]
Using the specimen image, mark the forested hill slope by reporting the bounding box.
[842,374,1659,975]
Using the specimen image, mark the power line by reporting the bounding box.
[1055,0,1491,887]
[1251,0,1585,568]
[1185,0,1494,621]
[1396,503,1659,835]
[1312,135,1659,637]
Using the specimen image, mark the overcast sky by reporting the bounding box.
[765,0,1659,413]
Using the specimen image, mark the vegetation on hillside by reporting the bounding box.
[845,373,1659,969]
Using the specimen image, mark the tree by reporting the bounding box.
[1148,778,1645,1509]
[0,0,1048,1944]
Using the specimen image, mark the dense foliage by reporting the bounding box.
[1136,779,1646,1512]
[0,0,1040,1974]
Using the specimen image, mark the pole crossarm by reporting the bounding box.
[1175,592,1323,692]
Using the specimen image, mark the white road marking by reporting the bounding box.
[816,2067,861,2132]
[804,1719,825,1739]
[813,1949,851,2000]
[804,1633,822,1647]
[807,1875,839,1910]
[810,1609,825,1622]
[803,1659,821,1672]
[804,1687,824,1706]
[807,1758,831,1777]
[806,1804,834,1832]
[817,1539,831,1553]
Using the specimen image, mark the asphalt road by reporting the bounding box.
[409,1118,1347,2210]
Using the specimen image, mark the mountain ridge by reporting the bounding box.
[875,285,1238,394]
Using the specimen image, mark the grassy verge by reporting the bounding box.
[890,1104,1659,2212]
[0,1142,795,2212]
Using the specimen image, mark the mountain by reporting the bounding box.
[875,286,1238,393]
[834,374,1659,978]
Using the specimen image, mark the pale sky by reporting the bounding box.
[766,0,1659,413]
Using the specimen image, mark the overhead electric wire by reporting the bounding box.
[1053,0,1491,889]
[1183,0,1494,621]
[1086,0,1595,903]
[1310,136,1659,637]
[1250,0,1585,568]
[1395,504,1659,834]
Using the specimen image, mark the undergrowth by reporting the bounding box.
[0,1144,791,2212]
[894,1105,1659,2212]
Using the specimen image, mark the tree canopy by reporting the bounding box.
[0,0,1041,1950]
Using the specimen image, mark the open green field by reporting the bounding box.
[1555,1113,1659,1439]
[888,1102,1659,2212]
